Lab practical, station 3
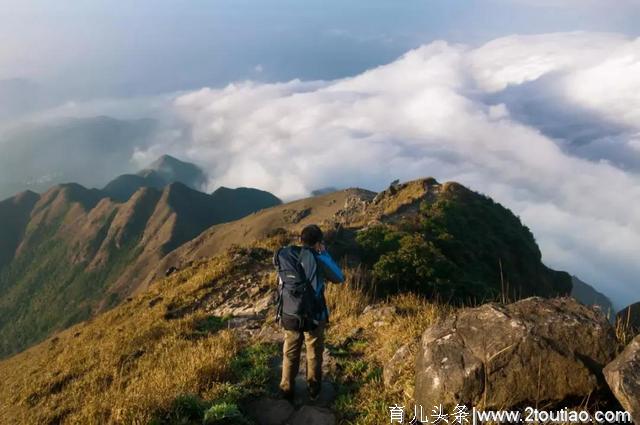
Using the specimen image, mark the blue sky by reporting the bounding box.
[2,0,640,99]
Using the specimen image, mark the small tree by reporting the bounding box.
[372,234,456,297]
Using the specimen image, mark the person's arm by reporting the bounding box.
[316,250,345,283]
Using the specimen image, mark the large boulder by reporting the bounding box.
[415,297,617,409]
[604,335,640,423]
[246,398,295,425]
[287,406,335,425]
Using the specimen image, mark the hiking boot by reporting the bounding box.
[279,387,294,401]
[308,383,321,401]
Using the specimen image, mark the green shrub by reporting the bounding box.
[202,402,248,425]
[150,394,209,424]
[373,234,457,296]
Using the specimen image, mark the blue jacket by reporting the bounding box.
[297,248,345,321]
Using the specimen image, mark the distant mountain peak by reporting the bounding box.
[148,154,187,168]
[140,155,206,188]
[104,155,208,202]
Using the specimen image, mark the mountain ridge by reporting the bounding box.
[0,176,281,358]
[571,275,614,315]
[148,178,571,302]
[0,177,591,425]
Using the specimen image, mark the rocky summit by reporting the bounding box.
[415,297,617,409]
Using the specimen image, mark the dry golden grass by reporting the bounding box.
[615,312,636,350]
[0,252,258,424]
[5,231,619,425]
[324,266,452,424]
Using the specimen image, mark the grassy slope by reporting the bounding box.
[1,241,611,425]
[0,209,144,357]
[0,246,272,424]
[152,180,570,303]
[0,238,450,425]
[0,183,281,358]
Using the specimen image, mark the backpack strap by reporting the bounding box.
[273,247,283,269]
[298,247,319,293]
[274,247,284,322]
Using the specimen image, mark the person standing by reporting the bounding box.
[274,224,344,400]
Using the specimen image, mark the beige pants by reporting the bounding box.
[280,322,325,393]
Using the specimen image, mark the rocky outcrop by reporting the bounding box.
[246,398,295,425]
[604,335,640,423]
[383,344,411,388]
[415,297,617,409]
[287,406,335,425]
[246,400,335,425]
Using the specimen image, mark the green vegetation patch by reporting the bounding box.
[356,192,571,303]
[230,343,279,398]
[150,343,279,425]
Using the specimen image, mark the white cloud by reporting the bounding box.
[132,32,640,309]
[469,32,627,92]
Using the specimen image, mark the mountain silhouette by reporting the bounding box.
[103,154,207,201]
[0,163,281,358]
[571,275,614,315]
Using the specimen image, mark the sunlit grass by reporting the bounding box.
[324,265,453,424]
[0,250,269,424]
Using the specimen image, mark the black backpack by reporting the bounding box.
[273,245,321,331]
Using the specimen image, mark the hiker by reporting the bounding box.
[273,224,345,401]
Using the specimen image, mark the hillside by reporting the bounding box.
[571,275,614,315]
[151,178,570,302]
[149,187,375,280]
[0,179,587,424]
[0,182,281,358]
[210,187,283,220]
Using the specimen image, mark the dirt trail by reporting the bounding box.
[246,341,338,425]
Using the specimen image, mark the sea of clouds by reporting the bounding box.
[129,31,640,308]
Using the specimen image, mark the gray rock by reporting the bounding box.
[415,297,617,409]
[383,344,411,388]
[257,324,284,344]
[246,397,294,425]
[287,406,335,425]
[604,335,640,423]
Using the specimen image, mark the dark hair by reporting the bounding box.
[300,224,323,246]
